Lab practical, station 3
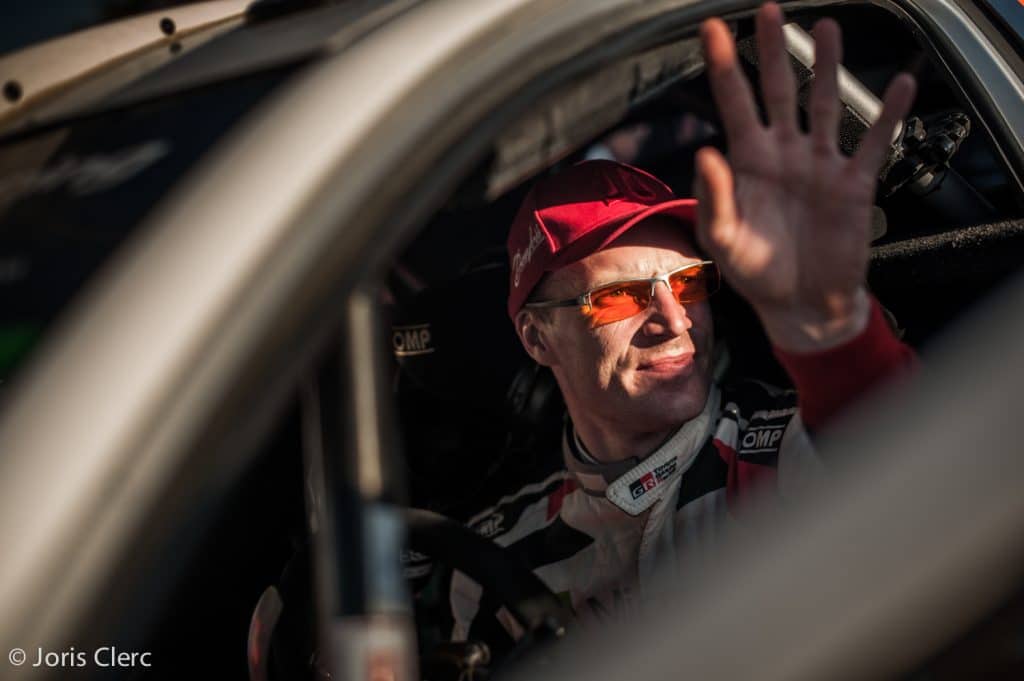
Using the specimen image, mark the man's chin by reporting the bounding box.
[636,363,707,391]
[632,372,710,418]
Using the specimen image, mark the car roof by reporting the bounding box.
[0,0,420,138]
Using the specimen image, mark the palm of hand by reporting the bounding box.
[725,136,872,313]
[697,4,915,349]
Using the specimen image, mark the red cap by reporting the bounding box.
[507,160,697,318]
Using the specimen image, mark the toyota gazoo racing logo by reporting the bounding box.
[628,460,678,500]
[629,473,658,499]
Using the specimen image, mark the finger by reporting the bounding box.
[701,17,762,145]
[851,73,917,179]
[694,147,738,256]
[756,3,798,135]
[809,18,841,155]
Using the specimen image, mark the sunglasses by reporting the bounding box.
[524,261,720,328]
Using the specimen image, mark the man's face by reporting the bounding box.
[523,217,715,437]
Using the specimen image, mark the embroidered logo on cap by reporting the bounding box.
[511,222,545,288]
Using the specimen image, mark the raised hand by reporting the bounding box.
[695,3,915,352]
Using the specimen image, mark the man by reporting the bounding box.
[450,3,917,648]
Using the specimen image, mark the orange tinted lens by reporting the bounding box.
[669,263,719,303]
[586,281,650,327]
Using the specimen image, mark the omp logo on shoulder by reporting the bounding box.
[739,425,785,453]
[392,324,433,357]
[628,459,678,499]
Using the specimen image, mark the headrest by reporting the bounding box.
[391,262,528,409]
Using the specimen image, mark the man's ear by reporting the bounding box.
[515,309,558,367]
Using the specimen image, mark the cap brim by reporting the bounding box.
[550,198,699,269]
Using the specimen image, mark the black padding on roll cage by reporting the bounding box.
[870,218,1024,284]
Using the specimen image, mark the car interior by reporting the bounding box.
[2,2,1023,680]
[377,8,1024,680]
[237,6,1022,681]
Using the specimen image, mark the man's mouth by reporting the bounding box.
[637,352,695,375]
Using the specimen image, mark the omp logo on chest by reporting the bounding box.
[739,425,785,452]
[392,324,433,357]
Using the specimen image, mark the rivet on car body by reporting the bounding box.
[3,81,22,103]
[160,17,176,36]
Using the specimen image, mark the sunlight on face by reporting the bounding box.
[538,217,715,437]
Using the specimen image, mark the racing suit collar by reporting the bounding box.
[564,384,720,515]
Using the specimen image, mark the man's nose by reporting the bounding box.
[642,280,691,337]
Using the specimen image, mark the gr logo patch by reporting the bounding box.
[628,459,679,499]
[629,473,658,499]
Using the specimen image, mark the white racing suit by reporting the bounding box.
[448,300,915,648]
